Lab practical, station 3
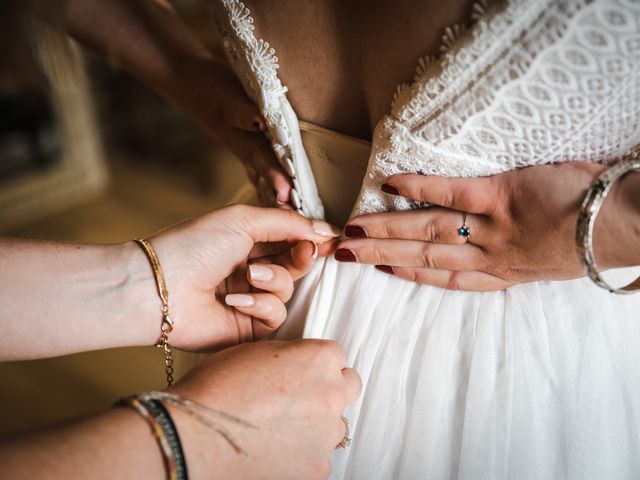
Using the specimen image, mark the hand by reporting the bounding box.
[170,340,362,480]
[0,339,361,480]
[163,57,293,207]
[135,204,340,350]
[335,162,638,291]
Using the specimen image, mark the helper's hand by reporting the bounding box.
[170,340,362,480]
[137,205,340,351]
[163,57,294,207]
[335,162,640,290]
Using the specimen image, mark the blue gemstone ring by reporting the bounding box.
[458,213,471,241]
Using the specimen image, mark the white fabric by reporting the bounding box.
[209,0,640,478]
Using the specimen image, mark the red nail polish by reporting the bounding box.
[381,184,399,195]
[335,248,356,263]
[375,265,394,274]
[344,225,367,238]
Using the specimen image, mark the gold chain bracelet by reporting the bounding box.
[134,238,175,386]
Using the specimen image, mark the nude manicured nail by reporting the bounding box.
[312,220,342,237]
[344,225,367,238]
[225,294,255,307]
[381,183,399,195]
[335,248,356,263]
[309,241,319,260]
[249,264,273,282]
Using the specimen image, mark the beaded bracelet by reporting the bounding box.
[117,396,188,480]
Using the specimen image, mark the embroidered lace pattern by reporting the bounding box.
[208,0,640,219]
[359,0,640,215]
[208,0,325,219]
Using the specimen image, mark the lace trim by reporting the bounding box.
[208,0,325,219]
[354,0,640,216]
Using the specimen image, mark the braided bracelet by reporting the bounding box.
[118,391,258,479]
[576,151,640,293]
[118,396,188,480]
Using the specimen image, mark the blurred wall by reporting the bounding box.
[0,1,249,434]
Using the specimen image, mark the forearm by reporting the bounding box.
[0,239,157,361]
[1,408,165,480]
[33,0,214,94]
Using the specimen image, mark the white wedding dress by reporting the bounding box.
[209,1,640,478]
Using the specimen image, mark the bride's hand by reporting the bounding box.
[334,162,638,291]
[162,57,293,207]
[136,205,340,351]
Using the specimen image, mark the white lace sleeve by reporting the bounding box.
[355,0,640,215]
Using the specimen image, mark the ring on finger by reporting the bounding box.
[336,415,352,449]
[457,212,471,242]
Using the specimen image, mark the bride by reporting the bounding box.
[207,0,640,478]
[28,0,640,477]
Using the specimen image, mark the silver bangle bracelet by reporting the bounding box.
[576,149,640,294]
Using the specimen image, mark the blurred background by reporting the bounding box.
[0,1,249,434]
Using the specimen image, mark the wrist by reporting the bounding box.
[595,171,640,269]
[113,241,163,348]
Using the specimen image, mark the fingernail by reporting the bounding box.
[344,225,367,238]
[249,264,273,282]
[335,248,356,263]
[253,117,266,132]
[381,183,399,195]
[276,190,289,204]
[313,220,342,238]
[309,240,319,260]
[225,294,255,307]
[375,265,394,275]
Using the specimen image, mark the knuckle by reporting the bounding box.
[371,247,389,265]
[419,245,438,269]
[423,219,441,243]
[441,189,456,208]
[305,340,345,366]
[225,203,252,220]
[446,272,463,291]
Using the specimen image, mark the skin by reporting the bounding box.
[0,206,357,479]
[337,163,640,290]
[34,0,479,207]
[2,340,361,480]
[0,204,340,360]
[33,3,640,287]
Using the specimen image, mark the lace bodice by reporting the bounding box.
[208,0,640,218]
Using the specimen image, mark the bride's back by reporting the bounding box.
[245,0,476,139]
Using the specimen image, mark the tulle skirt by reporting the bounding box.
[276,258,640,480]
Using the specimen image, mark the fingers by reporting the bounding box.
[381,266,513,291]
[276,241,318,281]
[346,208,488,246]
[383,174,498,215]
[225,292,287,339]
[218,74,265,132]
[248,263,294,302]
[341,367,362,404]
[228,205,341,245]
[335,238,487,271]
[223,128,294,207]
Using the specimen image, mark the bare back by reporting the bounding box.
[246,0,476,139]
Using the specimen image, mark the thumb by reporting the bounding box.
[228,205,341,245]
